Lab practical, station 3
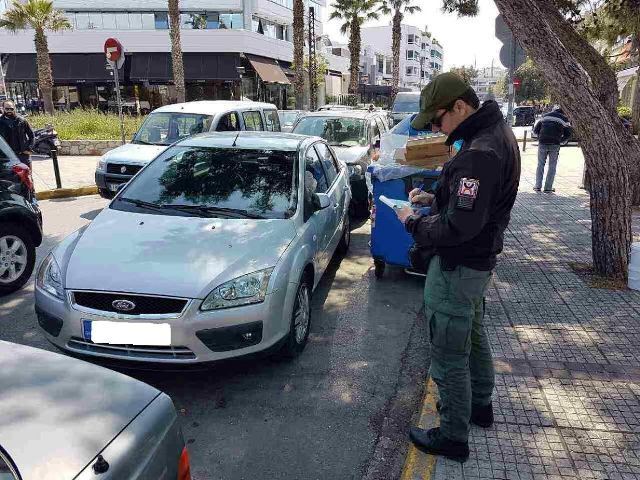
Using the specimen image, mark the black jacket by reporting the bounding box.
[533,110,571,145]
[405,101,521,271]
[0,114,34,154]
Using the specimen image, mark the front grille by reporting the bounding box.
[68,337,196,360]
[106,163,143,175]
[72,291,188,316]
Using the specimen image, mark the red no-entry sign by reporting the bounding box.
[104,38,123,65]
[513,78,522,88]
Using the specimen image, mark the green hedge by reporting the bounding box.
[29,110,145,140]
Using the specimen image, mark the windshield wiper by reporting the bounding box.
[117,197,164,211]
[164,204,265,219]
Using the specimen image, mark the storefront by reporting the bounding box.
[3,51,292,112]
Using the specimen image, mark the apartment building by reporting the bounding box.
[0,0,327,110]
[472,65,508,100]
[360,23,444,90]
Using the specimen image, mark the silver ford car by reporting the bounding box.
[35,132,351,364]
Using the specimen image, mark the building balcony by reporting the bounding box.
[0,28,295,62]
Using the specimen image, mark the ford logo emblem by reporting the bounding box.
[112,299,135,312]
[120,165,127,174]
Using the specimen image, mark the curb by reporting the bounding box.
[36,186,98,200]
[400,377,439,480]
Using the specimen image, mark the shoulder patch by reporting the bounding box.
[456,178,479,211]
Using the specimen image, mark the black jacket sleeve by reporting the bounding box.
[405,150,499,247]
[533,120,541,136]
[23,120,35,151]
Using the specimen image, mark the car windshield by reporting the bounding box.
[114,146,298,219]
[279,112,299,125]
[133,112,214,146]
[392,95,420,113]
[293,117,367,147]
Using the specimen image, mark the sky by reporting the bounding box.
[321,0,504,71]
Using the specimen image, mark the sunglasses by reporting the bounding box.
[4,108,15,112]
[431,99,459,128]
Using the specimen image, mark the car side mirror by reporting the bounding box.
[373,139,381,149]
[314,193,331,210]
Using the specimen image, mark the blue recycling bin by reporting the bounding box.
[368,165,440,278]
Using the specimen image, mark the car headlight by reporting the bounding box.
[348,165,363,177]
[96,158,107,170]
[36,253,64,300]
[201,268,274,311]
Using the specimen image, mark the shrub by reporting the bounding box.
[617,105,632,119]
[29,110,145,140]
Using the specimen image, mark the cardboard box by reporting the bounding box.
[400,135,450,168]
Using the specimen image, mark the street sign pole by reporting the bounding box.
[506,39,516,127]
[104,38,126,145]
[112,66,126,145]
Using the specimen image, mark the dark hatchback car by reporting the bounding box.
[0,137,42,295]
[513,106,536,126]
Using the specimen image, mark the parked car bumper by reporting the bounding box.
[95,169,135,192]
[35,284,293,365]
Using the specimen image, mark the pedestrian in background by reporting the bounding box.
[0,100,34,166]
[395,73,521,463]
[532,106,571,193]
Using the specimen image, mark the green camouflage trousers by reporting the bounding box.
[424,256,494,443]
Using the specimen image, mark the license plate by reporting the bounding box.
[82,320,171,346]
[107,183,121,192]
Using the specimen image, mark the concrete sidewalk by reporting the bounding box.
[30,154,100,192]
[404,145,640,480]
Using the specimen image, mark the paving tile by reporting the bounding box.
[560,428,640,479]
[540,378,640,433]
[493,375,553,427]
[467,424,577,479]
[514,325,609,364]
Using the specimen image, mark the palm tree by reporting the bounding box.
[329,0,380,95]
[379,0,420,98]
[293,0,305,109]
[0,0,71,114]
[168,0,186,103]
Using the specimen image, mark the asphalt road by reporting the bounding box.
[1,195,430,480]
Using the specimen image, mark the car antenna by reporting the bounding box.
[232,131,240,147]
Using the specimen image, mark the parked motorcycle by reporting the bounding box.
[33,124,61,157]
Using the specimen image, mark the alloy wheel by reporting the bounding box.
[293,284,310,344]
[0,235,28,284]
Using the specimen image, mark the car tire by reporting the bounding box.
[279,278,312,359]
[98,188,115,199]
[337,213,350,256]
[0,223,36,296]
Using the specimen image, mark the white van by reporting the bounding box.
[95,101,280,198]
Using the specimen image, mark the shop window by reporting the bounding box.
[103,13,117,30]
[155,12,169,29]
[243,111,264,131]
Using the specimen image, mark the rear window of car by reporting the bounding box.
[392,94,420,113]
[264,110,281,132]
[0,137,17,161]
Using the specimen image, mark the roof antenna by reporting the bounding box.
[232,131,240,147]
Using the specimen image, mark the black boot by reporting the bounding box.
[409,427,469,463]
[436,401,494,428]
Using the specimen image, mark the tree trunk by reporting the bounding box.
[391,10,401,99]
[537,0,619,117]
[34,28,54,115]
[494,0,633,279]
[348,25,360,95]
[632,34,640,135]
[168,0,186,103]
[293,0,305,110]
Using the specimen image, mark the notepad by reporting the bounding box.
[379,195,412,210]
